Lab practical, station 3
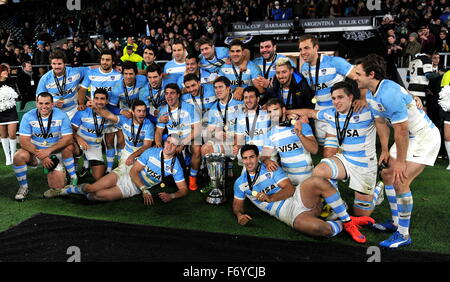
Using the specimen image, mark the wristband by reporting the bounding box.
[142,190,151,196]
[139,185,148,192]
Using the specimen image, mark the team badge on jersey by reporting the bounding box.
[321,69,327,75]
[353,115,360,122]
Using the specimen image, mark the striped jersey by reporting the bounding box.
[117,115,155,154]
[157,101,200,140]
[218,61,262,90]
[181,84,217,116]
[176,69,214,89]
[206,98,245,134]
[137,147,184,188]
[235,109,271,151]
[19,108,72,149]
[366,79,436,136]
[252,54,297,80]
[109,75,148,110]
[317,107,376,168]
[301,55,353,110]
[234,164,289,218]
[71,108,117,147]
[199,47,229,75]
[139,82,168,117]
[36,66,89,113]
[264,123,314,176]
[80,68,122,98]
[163,59,186,85]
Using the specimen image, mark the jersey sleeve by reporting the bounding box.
[36,74,48,95]
[331,56,353,77]
[301,122,314,137]
[380,90,409,124]
[172,158,185,183]
[137,148,151,166]
[273,166,289,184]
[18,112,33,136]
[144,121,155,141]
[233,176,246,200]
[80,72,92,89]
[60,112,73,135]
[109,82,121,106]
[71,109,83,127]
[249,62,262,79]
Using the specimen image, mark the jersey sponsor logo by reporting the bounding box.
[315,82,328,91]
[345,129,360,137]
[278,142,300,152]
[127,136,143,143]
[262,184,277,194]
[34,133,55,138]
[245,129,264,136]
[86,129,97,134]
[145,167,162,180]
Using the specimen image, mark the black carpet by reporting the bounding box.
[0,213,448,262]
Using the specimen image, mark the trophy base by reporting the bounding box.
[205,188,227,205]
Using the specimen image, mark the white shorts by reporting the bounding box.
[278,186,313,227]
[287,172,312,187]
[34,153,65,172]
[334,153,377,195]
[113,164,141,199]
[389,126,441,166]
[84,145,103,162]
[314,119,333,145]
[118,149,134,167]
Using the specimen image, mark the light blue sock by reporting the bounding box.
[397,192,413,237]
[190,168,198,177]
[384,185,399,226]
[106,148,115,172]
[326,220,343,237]
[13,164,28,189]
[63,157,77,183]
[324,192,350,222]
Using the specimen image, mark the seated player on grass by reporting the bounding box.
[233,144,375,243]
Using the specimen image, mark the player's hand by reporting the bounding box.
[126,156,134,166]
[392,159,407,186]
[158,192,174,203]
[237,214,252,226]
[158,115,169,123]
[121,110,133,119]
[352,99,368,113]
[35,148,51,160]
[233,145,240,156]
[153,109,160,117]
[142,190,154,205]
[41,157,54,169]
[77,104,87,111]
[175,145,184,154]
[264,159,279,171]
[55,99,64,108]
[78,139,90,151]
[155,143,163,148]
[413,96,423,110]
[293,120,303,136]
[255,192,270,202]
[233,87,244,101]
[378,150,390,166]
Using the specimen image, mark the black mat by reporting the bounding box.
[0,213,448,262]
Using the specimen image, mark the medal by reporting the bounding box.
[335,106,354,154]
[223,125,229,131]
[337,147,343,154]
[160,182,166,188]
[311,98,317,104]
[37,109,53,148]
[252,190,258,197]
[43,141,48,146]
[96,138,101,143]
[291,119,297,125]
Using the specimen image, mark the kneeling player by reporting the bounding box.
[233,145,374,243]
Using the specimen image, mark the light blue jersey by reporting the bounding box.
[234,164,289,218]
[117,115,155,154]
[199,47,229,75]
[139,82,167,116]
[181,84,217,116]
[19,108,72,149]
[71,108,117,147]
[109,75,148,110]
[252,54,296,80]
[36,66,89,113]
[218,61,262,90]
[206,98,245,134]
[157,101,199,140]
[366,79,435,136]
[235,109,271,151]
[301,55,353,110]
[176,69,214,89]
[137,147,184,188]
[317,107,376,168]
[264,123,314,176]
[163,59,186,85]
[80,68,122,98]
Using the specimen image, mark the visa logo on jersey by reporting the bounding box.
[278,143,300,152]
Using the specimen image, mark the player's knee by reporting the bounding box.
[83,184,95,193]
[13,150,28,163]
[312,164,328,177]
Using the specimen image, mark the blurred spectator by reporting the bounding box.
[436,30,450,52]
[405,32,422,59]
[33,41,50,76]
[16,61,39,108]
[72,44,90,67]
[419,26,436,55]
[120,45,144,63]
[91,38,105,63]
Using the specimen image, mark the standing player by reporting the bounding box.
[252,36,297,90]
[234,144,375,243]
[197,37,229,83]
[218,40,263,98]
[36,50,88,120]
[299,35,363,152]
[354,54,441,248]
[287,81,379,216]
[13,93,75,201]
[155,83,201,190]
[261,98,318,186]
[163,40,187,85]
[140,64,167,124]
[77,49,122,175]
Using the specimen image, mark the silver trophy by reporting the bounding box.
[204,153,229,205]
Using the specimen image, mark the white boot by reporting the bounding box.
[1,138,11,165]
[9,138,17,164]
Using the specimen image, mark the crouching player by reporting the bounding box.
[233,144,374,243]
